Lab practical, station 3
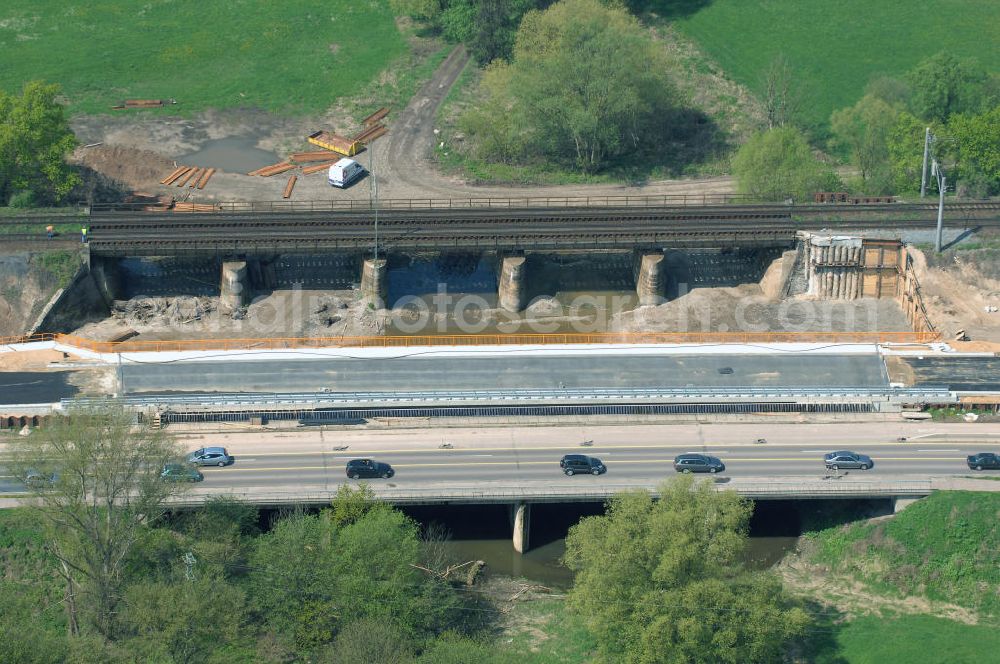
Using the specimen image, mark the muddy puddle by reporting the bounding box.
[178,137,280,172]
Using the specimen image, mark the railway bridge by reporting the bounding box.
[19,198,996,312]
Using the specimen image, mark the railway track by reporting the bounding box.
[5,200,997,255]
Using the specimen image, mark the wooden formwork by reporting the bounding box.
[248,162,296,177]
[291,151,339,162]
[177,168,200,187]
[353,124,387,145]
[160,166,188,185]
[196,168,216,189]
[302,161,337,175]
[362,107,389,128]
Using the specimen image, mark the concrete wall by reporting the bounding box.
[30,264,110,334]
[760,250,798,301]
[896,247,937,335]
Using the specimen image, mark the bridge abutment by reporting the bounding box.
[360,258,388,307]
[511,501,531,553]
[635,252,666,306]
[498,255,527,312]
[90,256,123,305]
[220,261,249,311]
[892,496,924,513]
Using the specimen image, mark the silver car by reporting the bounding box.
[824,451,873,471]
[186,447,234,467]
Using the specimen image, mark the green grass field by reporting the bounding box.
[807,491,1000,618]
[0,0,409,114]
[672,1,1000,132]
[826,614,1000,664]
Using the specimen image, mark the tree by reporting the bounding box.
[8,408,187,639]
[830,94,899,193]
[0,81,80,206]
[731,127,840,201]
[906,52,997,123]
[247,501,466,656]
[320,618,415,664]
[947,106,1000,197]
[761,54,800,129]
[887,110,931,194]
[461,0,677,172]
[564,476,809,663]
[120,575,247,664]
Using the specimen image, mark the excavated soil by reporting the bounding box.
[910,243,1000,342]
[68,46,736,205]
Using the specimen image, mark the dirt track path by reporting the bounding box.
[73,45,735,203]
[370,45,736,201]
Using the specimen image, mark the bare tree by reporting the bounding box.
[762,54,801,129]
[8,407,187,639]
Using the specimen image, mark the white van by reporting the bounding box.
[328,158,365,188]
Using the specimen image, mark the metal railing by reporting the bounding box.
[64,386,953,408]
[43,330,942,354]
[85,196,1000,214]
[167,478,937,507]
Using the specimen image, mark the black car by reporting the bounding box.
[345,459,395,479]
[559,454,606,476]
[823,451,873,471]
[673,454,725,474]
[967,452,1000,471]
[161,463,204,482]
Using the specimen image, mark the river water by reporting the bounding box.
[439,536,800,589]
[401,501,804,589]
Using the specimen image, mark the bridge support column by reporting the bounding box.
[512,501,531,554]
[90,257,123,305]
[636,253,665,306]
[498,255,527,312]
[893,496,923,513]
[360,258,388,307]
[220,261,249,311]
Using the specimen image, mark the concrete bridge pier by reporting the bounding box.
[90,256,123,305]
[220,261,249,311]
[635,252,666,306]
[892,496,924,513]
[498,255,527,312]
[360,258,388,307]
[511,501,532,553]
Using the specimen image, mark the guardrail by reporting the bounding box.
[86,196,1000,214]
[35,331,941,354]
[93,194,758,213]
[63,386,954,409]
[168,478,937,507]
[0,333,56,346]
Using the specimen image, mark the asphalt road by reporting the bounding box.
[120,353,888,395]
[7,422,993,495]
[902,357,1000,391]
[0,372,78,404]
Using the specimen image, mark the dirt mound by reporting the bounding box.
[72,144,177,192]
[911,244,1000,342]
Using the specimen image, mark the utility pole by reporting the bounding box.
[932,159,946,252]
[920,127,932,198]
